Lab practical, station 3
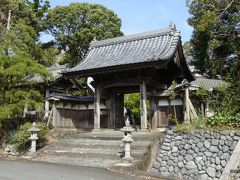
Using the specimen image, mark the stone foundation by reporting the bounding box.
[152,130,240,179]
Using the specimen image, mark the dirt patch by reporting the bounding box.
[43,131,58,144]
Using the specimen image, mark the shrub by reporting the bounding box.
[173,118,207,132]
[6,130,16,145]
[206,112,240,128]
[14,122,48,152]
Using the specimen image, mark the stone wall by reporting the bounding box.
[152,130,240,180]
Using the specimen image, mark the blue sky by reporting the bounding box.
[41,0,193,43]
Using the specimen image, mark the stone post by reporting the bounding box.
[28,122,40,153]
[121,117,134,161]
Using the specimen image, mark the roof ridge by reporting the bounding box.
[90,27,175,48]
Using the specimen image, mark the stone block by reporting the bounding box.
[186,161,197,170]
[230,140,238,151]
[206,167,216,178]
[209,146,219,153]
[220,160,226,167]
[185,154,193,161]
[204,140,211,149]
[211,139,218,146]
[184,144,191,150]
[153,161,160,169]
[180,150,187,156]
[204,151,213,157]
[197,142,203,148]
[178,162,184,168]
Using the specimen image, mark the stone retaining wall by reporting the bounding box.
[152,130,240,180]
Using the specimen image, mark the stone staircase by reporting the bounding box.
[35,131,163,168]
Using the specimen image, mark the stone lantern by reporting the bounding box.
[121,116,134,160]
[28,122,40,153]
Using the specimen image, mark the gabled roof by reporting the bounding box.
[66,24,182,76]
[190,78,228,91]
[46,93,94,103]
[25,63,67,83]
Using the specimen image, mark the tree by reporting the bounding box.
[0,11,49,135]
[124,93,141,124]
[183,41,193,63]
[186,0,240,117]
[0,0,50,38]
[186,0,240,78]
[0,0,55,67]
[46,3,123,66]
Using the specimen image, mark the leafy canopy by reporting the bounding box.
[0,2,49,123]
[187,0,240,78]
[46,3,123,66]
[186,0,240,125]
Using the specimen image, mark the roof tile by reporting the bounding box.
[66,25,181,74]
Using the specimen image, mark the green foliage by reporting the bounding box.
[14,122,47,151]
[46,3,123,66]
[0,3,49,123]
[0,32,49,120]
[124,93,140,121]
[0,0,55,66]
[6,130,16,144]
[0,0,50,37]
[207,112,240,128]
[169,81,178,124]
[186,0,240,126]
[173,118,206,132]
[187,0,240,77]
[192,87,208,103]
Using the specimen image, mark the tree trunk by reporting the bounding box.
[6,10,11,34]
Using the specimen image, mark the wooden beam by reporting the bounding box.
[220,139,240,180]
[52,101,57,127]
[94,84,100,129]
[44,89,50,117]
[150,98,157,129]
[188,99,198,119]
[140,79,147,129]
[185,87,190,121]
[109,95,115,129]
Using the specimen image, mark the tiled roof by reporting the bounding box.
[47,93,94,103]
[25,64,67,83]
[66,24,181,74]
[190,78,227,91]
[158,78,227,97]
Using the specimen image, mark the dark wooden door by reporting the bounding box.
[158,107,169,127]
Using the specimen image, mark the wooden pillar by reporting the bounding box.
[110,95,116,129]
[205,101,210,117]
[150,97,157,129]
[185,87,190,121]
[44,89,50,117]
[201,103,205,118]
[94,84,100,129]
[140,79,147,129]
[52,101,57,127]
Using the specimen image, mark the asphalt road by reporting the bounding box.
[0,160,144,180]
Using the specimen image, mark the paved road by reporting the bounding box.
[0,160,144,180]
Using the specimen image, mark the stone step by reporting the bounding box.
[48,139,151,150]
[41,148,145,160]
[41,155,139,168]
[61,131,160,141]
[37,131,163,168]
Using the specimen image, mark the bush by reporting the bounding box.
[14,122,48,152]
[207,112,240,128]
[173,118,207,132]
[6,130,16,145]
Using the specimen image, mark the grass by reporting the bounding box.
[173,118,240,133]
